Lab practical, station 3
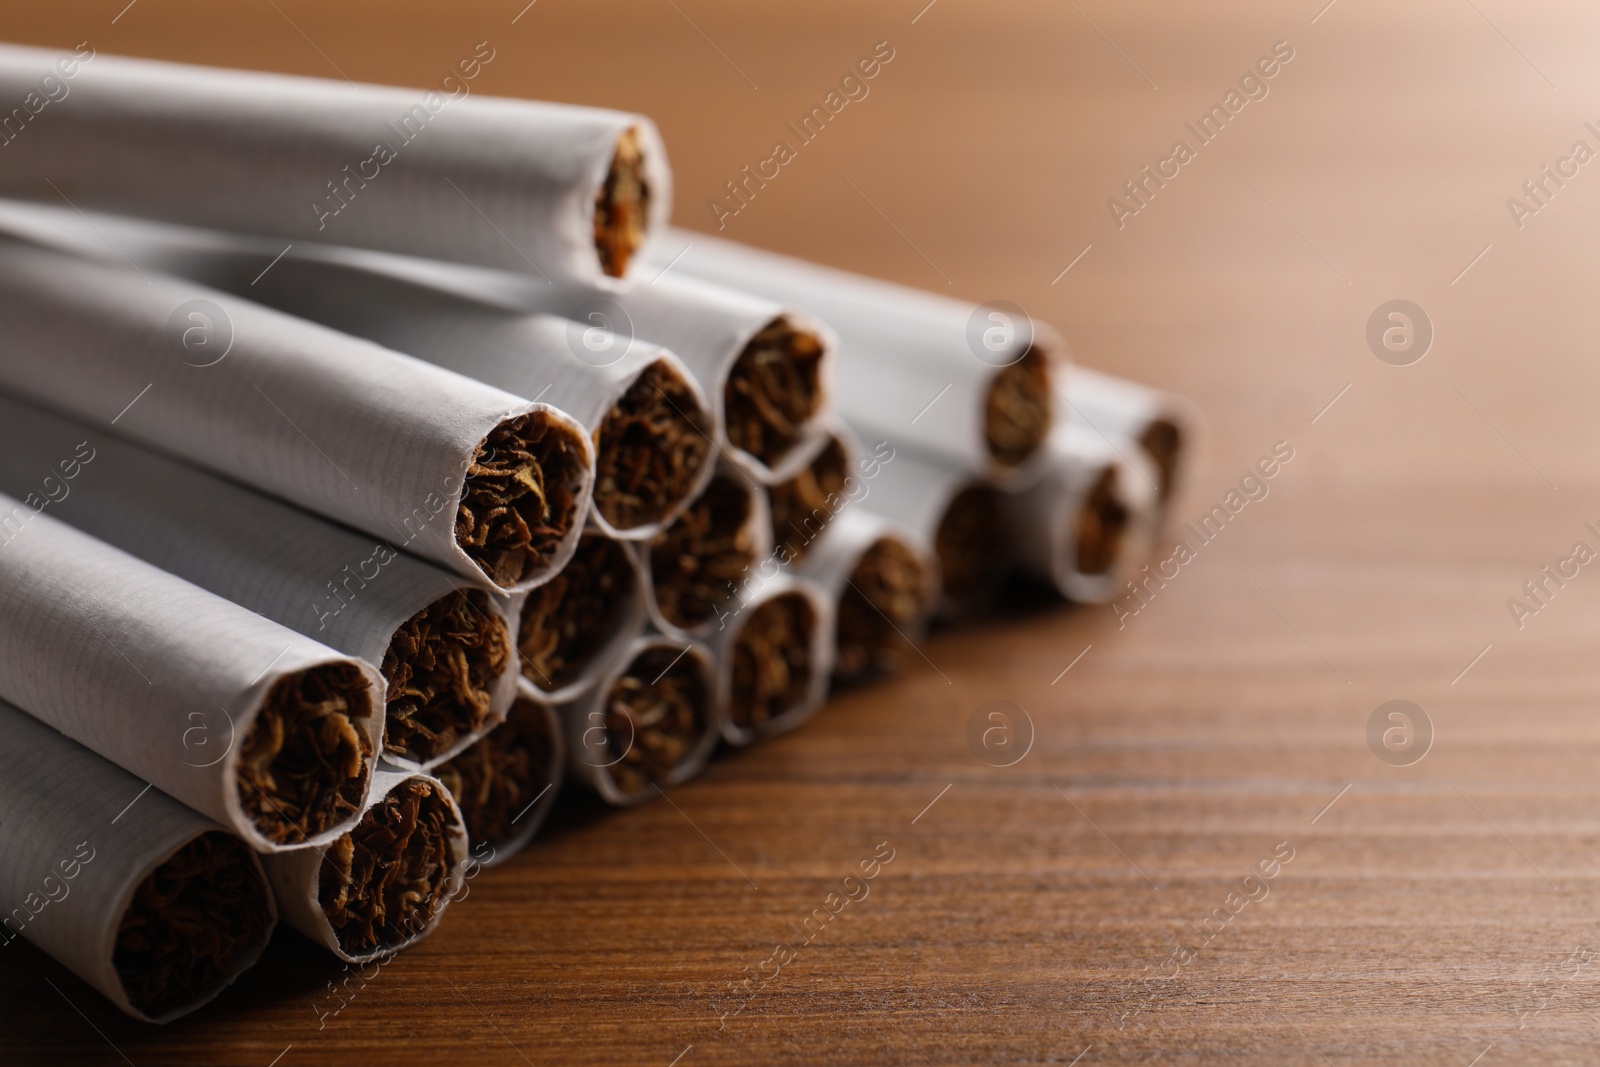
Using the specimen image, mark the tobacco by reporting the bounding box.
[648,475,757,629]
[519,533,637,690]
[603,646,709,797]
[435,697,556,849]
[113,831,273,1020]
[593,360,710,531]
[983,345,1052,468]
[381,590,510,764]
[935,485,1004,606]
[729,593,816,730]
[236,662,374,846]
[835,537,929,681]
[724,316,826,468]
[1140,417,1184,502]
[1074,467,1131,577]
[768,436,847,562]
[593,126,651,279]
[318,778,458,958]
[457,412,587,589]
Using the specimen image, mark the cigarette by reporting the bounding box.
[234,240,838,484]
[0,700,276,1023]
[0,235,594,592]
[1057,366,1202,510]
[0,45,671,283]
[0,500,384,850]
[513,531,647,701]
[798,508,938,683]
[262,769,466,963]
[1000,422,1159,603]
[641,467,773,637]
[639,229,1062,484]
[434,693,564,866]
[0,205,715,540]
[768,429,855,563]
[0,393,516,771]
[854,444,1009,619]
[708,572,835,746]
[561,635,718,805]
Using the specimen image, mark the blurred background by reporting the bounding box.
[8,1,1600,1063]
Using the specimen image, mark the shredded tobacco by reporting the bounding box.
[457,412,587,589]
[594,360,711,531]
[114,831,273,1020]
[1074,467,1131,578]
[380,590,510,765]
[834,537,930,682]
[648,475,757,630]
[935,485,1004,609]
[729,593,816,732]
[319,778,458,958]
[983,344,1052,468]
[603,646,709,798]
[435,697,556,849]
[723,316,827,469]
[236,662,374,846]
[593,126,651,279]
[1139,418,1183,503]
[518,533,637,690]
[768,435,848,563]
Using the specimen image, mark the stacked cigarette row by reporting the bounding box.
[0,43,1197,1024]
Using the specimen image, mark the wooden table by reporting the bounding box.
[6,0,1600,1062]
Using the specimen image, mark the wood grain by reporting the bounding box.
[6,0,1600,1062]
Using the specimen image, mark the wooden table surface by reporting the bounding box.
[6,0,1600,1062]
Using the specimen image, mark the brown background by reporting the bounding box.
[5,0,1600,1063]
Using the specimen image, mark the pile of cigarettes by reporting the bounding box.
[0,43,1198,1022]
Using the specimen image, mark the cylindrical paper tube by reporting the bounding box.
[262,243,837,483]
[640,466,773,640]
[435,691,564,867]
[767,425,862,564]
[0,44,670,283]
[0,499,384,852]
[1058,365,1203,512]
[798,508,938,684]
[0,394,516,771]
[511,531,648,702]
[262,768,467,963]
[0,207,714,541]
[0,700,276,1023]
[561,635,718,806]
[0,234,593,592]
[640,228,1063,485]
[707,571,835,746]
[1000,421,1160,604]
[854,443,1009,619]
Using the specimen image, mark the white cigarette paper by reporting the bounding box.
[509,530,649,703]
[264,243,837,484]
[854,443,1007,618]
[0,234,594,592]
[0,700,277,1023]
[0,204,714,541]
[262,768,466,963]
[0,394,516,771]
[797,507,938,681]
[1000,421,1160,604]
[561,635,718,806]
[638,464,773,641]
[437,690,565,867]
[706,570,835,746]
[0,499,385,852]
[640,228,1063,485]
[1058,365,1203,513]
[0,44,671,284]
